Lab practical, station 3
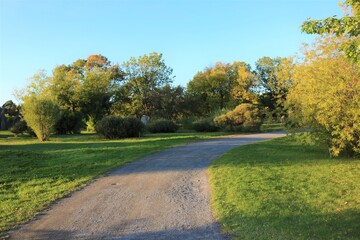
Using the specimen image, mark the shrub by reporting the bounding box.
[214,103,262,132]
[86,116,96,133]
[123,117,145,137]
[96,116,144,139]
[192,119,218,132]
[55,110,83,134]
[146,119,178,133]
[22,97,60,141]
[10,121,28,135]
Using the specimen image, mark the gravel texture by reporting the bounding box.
[9,132,285,240]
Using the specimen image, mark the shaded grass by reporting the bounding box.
[210,137,360,239]
[0,131,228,233]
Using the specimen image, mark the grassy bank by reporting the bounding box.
[210,137,360,239]
[0,131,227,233]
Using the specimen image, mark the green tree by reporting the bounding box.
[51,55,123,122]
[255,56,294,120]
[119,52,174,116]
[287,36,360,157]
[148,85,185,120]
[22,96,60,141]
[301,0,360,64]
[17,71,60,141]
[0,100,20,130]
[187,61,251,115]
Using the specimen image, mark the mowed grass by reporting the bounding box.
[210,137,360,239]
[0,131,227,233]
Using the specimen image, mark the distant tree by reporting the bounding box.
[22,96,60,141]
[231,64,257,104]
[187,62,251,115]
[301,0,360,64]
[148,85,186,120]
[51,54,124,123]
[1,100,21,130]
[287,36,360,157]
[2,100,18,116]
[255,56,294,120]
[119,52,174,116]
[0,107,5,130]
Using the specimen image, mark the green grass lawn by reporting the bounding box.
[209,137,360,239]
[0,131,228,233]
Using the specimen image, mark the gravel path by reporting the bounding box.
[9,132,285,240]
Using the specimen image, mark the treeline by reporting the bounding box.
[3,0,360,157]
[4,53,292,133]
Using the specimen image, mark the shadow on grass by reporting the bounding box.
[220,209,360,239]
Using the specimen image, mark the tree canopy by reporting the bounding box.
[186,61,252,115]
[51,54,123,121]
[287,36,360,157]
[301,0,360,64]
[118,52,174,117]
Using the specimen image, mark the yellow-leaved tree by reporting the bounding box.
[287,36,360,157]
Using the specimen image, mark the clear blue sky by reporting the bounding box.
[0,0,342,104]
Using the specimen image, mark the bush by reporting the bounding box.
[86,116,96,133]
[10,121,28,135]
[123,117,145,137]
[146,119,178,133]
[22,97,60,141]
[192,119,218,132]
[96,116,144,139]
[214,103,262,132]
[55,110,83,134]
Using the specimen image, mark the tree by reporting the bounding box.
[22,96,60,141]
[301,0,360,64]
[51,54,123,123]
[286,36,360,157]
[17,71,60,141]
[0,100,20,130]
[255,56,294,120]
[187,61,251,115]
[231,64,257,104]
[119,52,174,116]
[148,85,186,120]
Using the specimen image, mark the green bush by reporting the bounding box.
[22,97,60,142]
[96,116,144,139]
[147,119,178,133]
[123,117,145,137]
[192,119,218,132]
[55,110,83,134]
[9,120,28,135]
[214,103,262,132]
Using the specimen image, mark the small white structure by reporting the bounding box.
[141,115,150,125]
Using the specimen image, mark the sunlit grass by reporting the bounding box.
[0,131,228,233]
[210,137,360,239]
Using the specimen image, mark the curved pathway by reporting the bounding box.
[10,132,285,240]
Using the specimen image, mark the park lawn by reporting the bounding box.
[0,131,227,233]
[210,137,360,240]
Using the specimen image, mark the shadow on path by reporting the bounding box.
[9,132,285,240]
